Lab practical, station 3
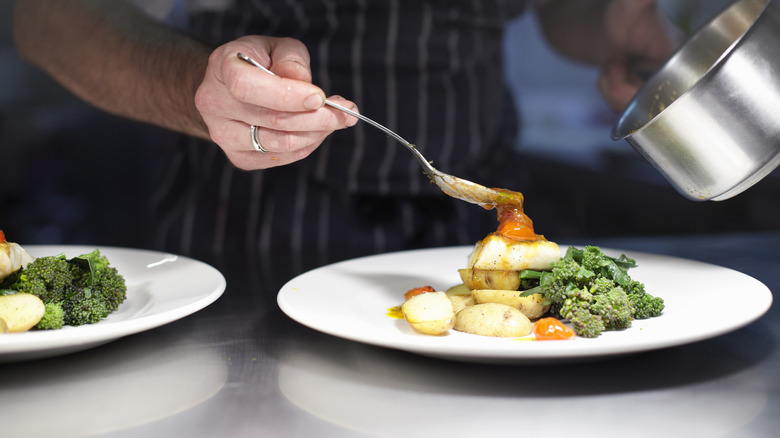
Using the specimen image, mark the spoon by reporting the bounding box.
[236,52,522,209]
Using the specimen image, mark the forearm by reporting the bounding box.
[534,0,612,65]
[13,0,212,139]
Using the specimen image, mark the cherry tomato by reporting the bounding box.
[495,205,538,241]
[533,317,576,340]
[404,285,435,301]
[497,220,537,241]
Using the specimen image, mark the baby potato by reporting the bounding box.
[471,289,551,320]
[445,283,471,296]
[445,284,475,313]
[0,293,45,333]
[402,291,456,336]
[448,294,475,314]
[454,303,532,337]
[458,268,520,291]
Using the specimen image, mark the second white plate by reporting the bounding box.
[0,245,226,363]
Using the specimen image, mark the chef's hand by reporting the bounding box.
[598,0,679,111]
[195,35,358,170]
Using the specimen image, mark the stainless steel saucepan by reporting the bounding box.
[612,0,780,201]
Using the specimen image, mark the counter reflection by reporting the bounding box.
[0,330,227,438]
[276,325,770,438]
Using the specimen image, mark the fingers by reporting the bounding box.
[597,54,641,112]
[205,91,358,133]
[216,36,324,112]
[194,36,360,170]
[214,119,325,170]
[200,96,358,170]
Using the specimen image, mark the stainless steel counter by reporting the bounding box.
[1,232,778,438]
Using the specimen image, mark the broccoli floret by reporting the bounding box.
[590,276,617,295]
[62,250,127,326]
[629,292,665,319]
[558,287,592,317]
[625,279,646,295]
[8,255,73,303]
[551,257,582,283]
[92,266,126,312]
[623,279,664,319]
[540,257,593,306]
[35,302,65,330]
[580,246,610,271]
[591,287,634,330]
[3,249,126,328]
[63,290,110,326]
[556,286,608,337]
[521,245,663,338]
[566,306,605,338]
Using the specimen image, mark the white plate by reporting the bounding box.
[0,245,226,363]
[278,246,773,363]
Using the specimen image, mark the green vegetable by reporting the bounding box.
[519,246,664,338]
[2,254,72,303]
[36,302,65,330]
[0,249,126,329]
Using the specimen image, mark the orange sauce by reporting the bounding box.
[386,306,403,319]
[481,187,545,242]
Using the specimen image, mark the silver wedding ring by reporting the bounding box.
[250,125,269,153]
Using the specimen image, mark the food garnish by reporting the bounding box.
[404,285,435,301]
[519,246,664,338]
[0,231,127,332]
[533,317,576,340]
[396,189,664,340]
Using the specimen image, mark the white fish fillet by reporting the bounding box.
[0,242,34,281]
[467,234,561,271]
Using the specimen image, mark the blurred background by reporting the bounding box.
[1,0,778,250]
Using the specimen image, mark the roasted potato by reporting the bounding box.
[0,293,45,332]
[458,268,520,291]
[453,303,532,337]
[402,291,456,336]
[471,289,550,320]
